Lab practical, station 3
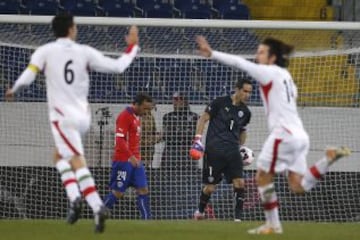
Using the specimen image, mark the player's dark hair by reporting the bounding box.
[235,78,252,89]
[133,93,153,105]
[52,12,74,38]
[262,37,294,68]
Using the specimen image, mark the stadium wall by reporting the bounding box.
[1,103,359,221]
[0,102,359,171]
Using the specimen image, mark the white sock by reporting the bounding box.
[55,160,80,202]
[258,183,281,228]
[75,167,103,213]
[301,157,329,191]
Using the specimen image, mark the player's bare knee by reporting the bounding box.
[53,149,62,164]
[288,181,305,194]
[256,170,273,186]
[233,178,245,189]
[69,155,86,170]
[112,190,124,199]
[137,187,149,195]
[203,184,216,195]
[288,172,305,194]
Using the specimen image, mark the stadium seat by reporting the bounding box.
[144,27,181,49]
[241,0,334,21]
[290,55,357,106]
[173,0,192,11]
[136,0,169,11]
[61,0,96,16]
[30,24,54,43]
[26,0,59,15]
[222,28,258,53]
[212,0,241,11]
[206,29,226,49]
[182,2,212,19]
[243,0,328,8]
[0,0,20,14]
[220,3,250,20]
[182,27,205,41]
[105,26,128,46]
[99,0,135,17]
[254,30,342,51]
[145,2,173,18]
[135,0,151,9]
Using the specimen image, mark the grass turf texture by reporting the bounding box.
[0,220,359,240]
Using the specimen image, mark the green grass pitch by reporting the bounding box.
[1,220,359,240]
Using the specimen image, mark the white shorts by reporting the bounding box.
[257,127,310,175]
[49,107,91,159]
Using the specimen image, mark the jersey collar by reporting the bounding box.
[126,106,138,117]
[56,37,75,45]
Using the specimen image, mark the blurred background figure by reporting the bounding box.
[140,104,162,168]
[161,91,199,170]
[158,91,200,219]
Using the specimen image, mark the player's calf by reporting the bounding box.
[233,187,245,221]
[136,194,151,219]
[55,159,81,204]
[301,146,351,192]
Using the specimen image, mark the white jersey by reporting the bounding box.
[12,38,138,121]
[212,51,304,133]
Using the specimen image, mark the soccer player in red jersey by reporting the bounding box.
[104,93,153,219]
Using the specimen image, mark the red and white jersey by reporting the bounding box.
[113,106,141,161]
[12,38,138,121]
[212,51,304,133]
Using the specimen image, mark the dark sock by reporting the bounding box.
[104,192,118,209]
[136,194,151,219]
[198,191,211,213]
[234,188,245,219]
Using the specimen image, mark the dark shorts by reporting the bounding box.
[109,161,148,192]
[202,147,243,184]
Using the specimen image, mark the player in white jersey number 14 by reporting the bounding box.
[5,13,140,233]
[195,35,351,234]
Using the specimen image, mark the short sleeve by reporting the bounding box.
[240,107,251,132]
[205,97,222,118]
[246,109,251,126]
[116,112,131,138]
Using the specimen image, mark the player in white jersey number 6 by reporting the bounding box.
[5,13,140,233]
[196,35,351,234]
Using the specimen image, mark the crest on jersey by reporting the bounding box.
[208,176,214,183]
[238,111,244,118]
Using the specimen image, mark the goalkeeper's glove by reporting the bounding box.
[189,135,204,160]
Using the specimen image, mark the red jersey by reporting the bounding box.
[113,106,141,161]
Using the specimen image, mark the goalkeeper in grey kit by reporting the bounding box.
[190,79,252,221]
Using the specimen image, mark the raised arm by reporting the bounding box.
[87,26,139,73]
[196,35,272,85]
